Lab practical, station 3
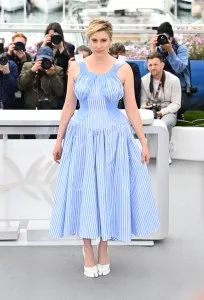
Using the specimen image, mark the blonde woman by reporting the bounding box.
[50,19,160,278]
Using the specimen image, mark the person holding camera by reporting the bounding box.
[141,52,181,164]
[18,46,64,110]
[150,22,191,119]
[6,33,32,110]
[0,38,18,110]
[7,33,32,72]
[38,22,75,108]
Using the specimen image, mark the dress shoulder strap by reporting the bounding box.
[113,59,126,72]
[74,55,87,73]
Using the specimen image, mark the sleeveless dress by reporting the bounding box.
[49,60,160,242]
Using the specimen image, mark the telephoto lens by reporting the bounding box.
[41,58,52,70]
[51,33,63,45]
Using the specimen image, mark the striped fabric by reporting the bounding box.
[49,60,160,242]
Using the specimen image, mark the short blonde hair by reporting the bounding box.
[86,19,113,40]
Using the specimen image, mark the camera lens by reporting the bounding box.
[157,34,169,45]
[51,33,63,45]
[0,55,8,66]
[14,42,26,51]
[41,58,52,70]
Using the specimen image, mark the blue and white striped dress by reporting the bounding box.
[49,60,160,242]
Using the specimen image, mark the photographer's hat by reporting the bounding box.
[36,46,54,60]
[157,22,174,37]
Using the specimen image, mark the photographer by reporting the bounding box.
[141,52,181,163]
[7,33,32,110]
[150,22,191,119]
[7,33,32,72]
[18,46,64,110]
[38,22,75,107]
[0,38,18,110]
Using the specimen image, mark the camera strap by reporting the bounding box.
[152,80,162,101]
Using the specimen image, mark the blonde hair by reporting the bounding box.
[86,19,113,40]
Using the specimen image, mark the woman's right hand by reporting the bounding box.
[42,34,51,46]
[52,142,62,163]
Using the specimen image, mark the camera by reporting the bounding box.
[184,85,198,96]
[41,58,52,70]
[14,41,26,51]
[37,95,51,109]
[51,33,63,45]
[157,33,169,46]
[147,103,161,119]
[0,38,8,66]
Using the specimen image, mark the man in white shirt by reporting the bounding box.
[141,52,181,164]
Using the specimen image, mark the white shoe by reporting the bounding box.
[84,265,98,278]
[97,263,110,276]
[83,247,98,278]
[169,157,172,165]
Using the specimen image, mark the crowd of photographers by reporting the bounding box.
[0,21,195,160]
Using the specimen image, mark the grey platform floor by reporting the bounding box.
[0,160,204,300]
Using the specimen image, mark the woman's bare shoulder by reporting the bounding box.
[117,62,133,83]
[68,61,80,79]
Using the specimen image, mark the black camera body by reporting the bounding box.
[41,58,53,70]
[14,41,26,51]
[0,38,8,66]
[0,53,8,66]
[37,96,51,109]
[148,103,161,119]
[157,33,169,46]
[51,33,63,45]
[184,85,198,96]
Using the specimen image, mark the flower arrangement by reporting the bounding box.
[25,43,38,60]
[124,33,204,60]
[183,34,204,60]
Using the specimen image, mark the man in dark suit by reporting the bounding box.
[109,43,141,108]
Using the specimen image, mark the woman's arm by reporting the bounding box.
[118,63,150,163]
[56,62,79,144]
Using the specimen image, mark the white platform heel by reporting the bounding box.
[97,244,110,276]
[83,248,98,278]
[97,263,110,276]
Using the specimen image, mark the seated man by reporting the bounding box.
[18,46,64,110]
[141,52,181,164]
[109,43,141,108]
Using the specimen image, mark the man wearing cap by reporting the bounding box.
[18,46,64,110]
[150,22,191,119]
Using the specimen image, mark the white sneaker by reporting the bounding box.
[169,157,172,165]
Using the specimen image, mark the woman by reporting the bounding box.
[50,19,160,278]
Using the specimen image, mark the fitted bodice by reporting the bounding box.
[70,60,129,129]
[74,60,124,111]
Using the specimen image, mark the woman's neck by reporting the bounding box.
[89,53,112,63]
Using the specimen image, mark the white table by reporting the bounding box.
[0,110,169,245]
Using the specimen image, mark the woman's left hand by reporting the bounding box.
[141,143,150,164]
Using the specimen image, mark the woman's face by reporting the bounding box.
[89,30,111,56]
